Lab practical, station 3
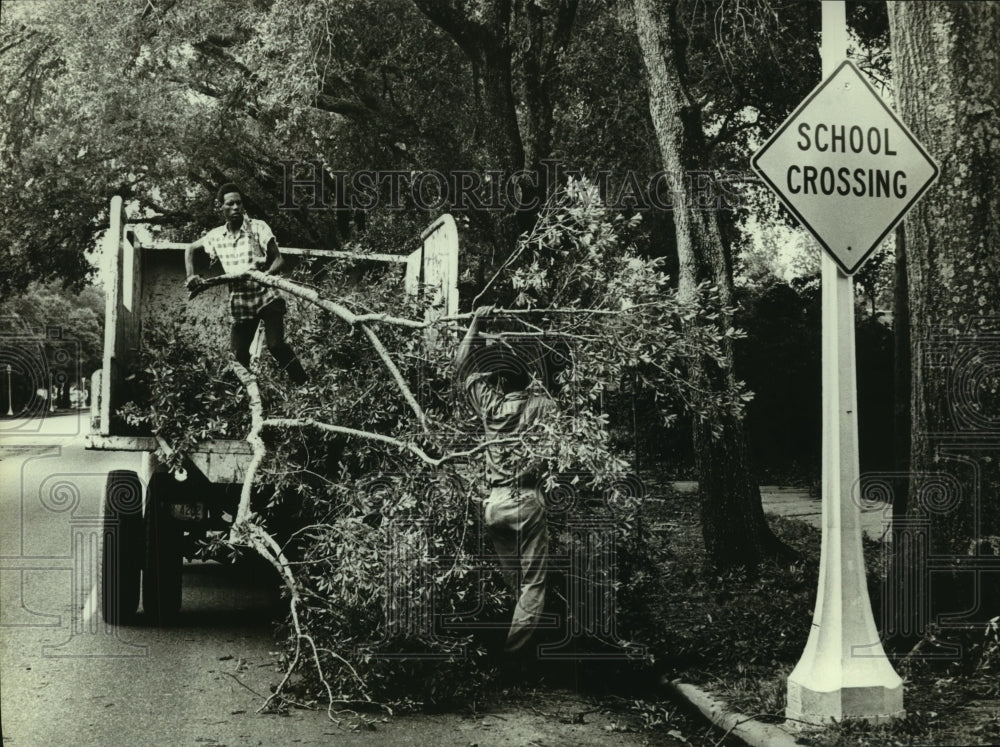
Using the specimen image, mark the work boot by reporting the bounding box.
[285,358,308,386]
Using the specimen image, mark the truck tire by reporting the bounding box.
[101,471,143,625]
[143,473,183,624]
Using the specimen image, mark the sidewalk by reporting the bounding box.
[670,481,893,541]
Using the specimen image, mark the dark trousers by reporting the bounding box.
[231,300,307,385]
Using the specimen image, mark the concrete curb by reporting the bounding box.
[663,678,805,746]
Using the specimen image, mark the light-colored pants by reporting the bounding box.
[484,485,548,654]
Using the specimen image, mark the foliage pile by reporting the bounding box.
[118,322,251,467]
[118,190,750,710]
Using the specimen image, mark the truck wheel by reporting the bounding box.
[101,471,143,624]
[143,473,183,624]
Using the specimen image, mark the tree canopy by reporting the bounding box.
[1,0,888,298]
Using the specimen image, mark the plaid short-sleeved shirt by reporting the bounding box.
[202,217,282,321]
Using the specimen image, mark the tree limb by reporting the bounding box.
[263,416,523,468]
[225,361,375,720]
[197,271,431,428]
[230,361,265,527]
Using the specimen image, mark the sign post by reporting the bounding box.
[751,1,937,726]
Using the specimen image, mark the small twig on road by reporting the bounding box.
[222,671,267,700]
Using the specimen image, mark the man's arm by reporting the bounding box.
[256,237,285,275]
[185,237,205,291]
[452,305,491,380]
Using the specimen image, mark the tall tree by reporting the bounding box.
[0,0,588,293]
[405,0,581,243]
[888,1,1000,627]
[0,281,103,410]
[629,0,795,571]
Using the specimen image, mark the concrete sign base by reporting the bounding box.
[787,680,904,726]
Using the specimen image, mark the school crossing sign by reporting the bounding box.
[752,60,938,275]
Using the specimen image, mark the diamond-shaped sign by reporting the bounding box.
[752,60,939,275]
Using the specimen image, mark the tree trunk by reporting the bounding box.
[411,0,585,253]
[888,1,1000,634]
[631,0,793,572]
[518,0,579,203]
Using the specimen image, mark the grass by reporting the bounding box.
[603,477,1000,746]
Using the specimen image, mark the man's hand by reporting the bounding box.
[186,274,208,300]
[468,304,494,336]
[252,258,269,272]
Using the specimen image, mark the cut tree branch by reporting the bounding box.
[198,271,430,430]
[263,417,523,468]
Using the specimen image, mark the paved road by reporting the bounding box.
[0,417,295,745]
[759,486,893,541]
[1,416,688,746]
[0,409,91,445]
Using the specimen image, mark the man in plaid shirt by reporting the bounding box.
[185,183,308,385]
